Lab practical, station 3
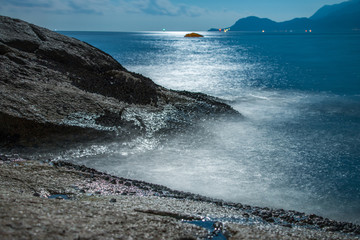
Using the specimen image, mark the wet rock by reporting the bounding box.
[282,223,293,228]
[110,198,117,203]
[0,16,241,149]
[0,155,9,161]
[325,226,340,232]
[134,209,202,221]
[213,221,223,231]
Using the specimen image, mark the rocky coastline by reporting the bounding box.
[0,15,239,150]
[1,15,359,239]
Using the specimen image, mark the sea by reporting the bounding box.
[60,31,360,224]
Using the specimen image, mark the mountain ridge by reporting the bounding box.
[210,0,360,32]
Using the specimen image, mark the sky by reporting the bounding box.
[0,0,347,31]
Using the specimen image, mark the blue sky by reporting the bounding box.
[0,0,347,31]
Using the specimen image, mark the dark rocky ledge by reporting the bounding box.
[0,15,240,148]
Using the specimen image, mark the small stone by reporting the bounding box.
[325,226,339,232]
[213,221,223,230]
[235,203,243,209]
[110,198,116,203]
[33,192,40,197]
[111,179,117,184]
[282,223,292,228]
[0,155,9,161]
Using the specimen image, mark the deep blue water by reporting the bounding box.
[60,31,360,224]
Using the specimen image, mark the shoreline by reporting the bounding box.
[1,156,359,239]
[1,15,359,239]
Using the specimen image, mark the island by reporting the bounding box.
[184,32,204,37]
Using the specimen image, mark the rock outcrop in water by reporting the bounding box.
[0,16,240,148]
[184,33,204,37]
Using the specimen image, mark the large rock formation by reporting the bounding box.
[0,16,240,148]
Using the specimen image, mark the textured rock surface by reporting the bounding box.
[1,158,359,240]
[0,16,239,148]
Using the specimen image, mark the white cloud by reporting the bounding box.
[118,0,205,17]
[1,0,113,15]
[0,0,241,31]
[1,0,206,17]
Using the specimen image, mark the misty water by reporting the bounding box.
[60,31,360,224]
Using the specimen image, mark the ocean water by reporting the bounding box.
[61,31,360,224]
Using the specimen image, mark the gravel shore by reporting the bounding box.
[1,156,359,239]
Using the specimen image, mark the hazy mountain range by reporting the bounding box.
[209,0,360,32]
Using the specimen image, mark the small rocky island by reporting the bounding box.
[1,16,360,239]
[185,33,204,37]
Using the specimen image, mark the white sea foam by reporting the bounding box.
[60,90,359,224]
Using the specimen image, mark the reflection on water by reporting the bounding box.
[58,31,360,223]
[124,32,267,97]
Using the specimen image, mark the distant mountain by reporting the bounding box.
[310,0,360,30]
[310,0,360,20]
[220,16,278,32]
[209,0,360,32]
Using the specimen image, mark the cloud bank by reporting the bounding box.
[1,0,205,17]
[127,0,205,17]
